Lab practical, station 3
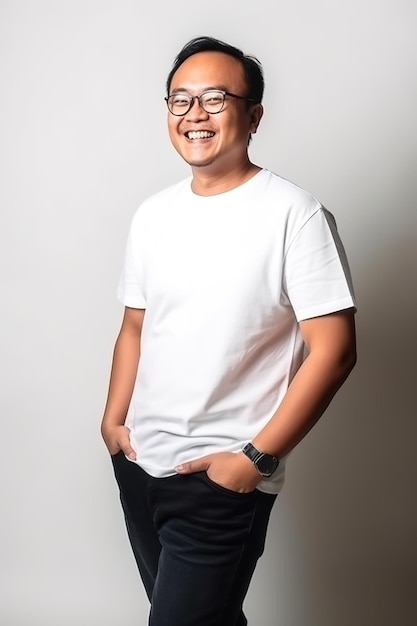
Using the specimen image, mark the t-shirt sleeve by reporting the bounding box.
[117,225,147,309]
[283,208,356,321]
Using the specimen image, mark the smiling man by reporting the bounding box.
[101,36,357,626]
[166,50,263,180]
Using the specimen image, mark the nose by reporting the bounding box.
[186,96,209,119]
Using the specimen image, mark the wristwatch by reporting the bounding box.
[242,443,279,477]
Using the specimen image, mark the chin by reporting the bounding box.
[184,157,217,168]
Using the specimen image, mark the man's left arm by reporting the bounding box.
[176,309,357,492]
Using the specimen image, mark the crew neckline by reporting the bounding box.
[188,168,267,199]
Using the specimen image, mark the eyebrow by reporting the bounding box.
[169,85,229,94]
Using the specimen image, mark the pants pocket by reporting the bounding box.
[200,471,257,499]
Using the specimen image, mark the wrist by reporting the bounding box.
[241,442,279,477]
[101,421,127,440]
[101,414,126,429]
[234,452,263,490]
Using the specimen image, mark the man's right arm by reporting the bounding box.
[100,306,145,459]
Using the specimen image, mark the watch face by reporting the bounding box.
[257,454,278,476]
[242,443,279,477]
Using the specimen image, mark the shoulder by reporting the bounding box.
[130,177,192,229]
[256,170,329,243]
[258,169,322,217]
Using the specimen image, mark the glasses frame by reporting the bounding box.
[165,89,257,116]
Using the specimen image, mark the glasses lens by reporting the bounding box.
[200,91,225,113]
[168,94,192,115]
[167,91,226,115]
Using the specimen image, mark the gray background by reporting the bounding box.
[1,1,416,624]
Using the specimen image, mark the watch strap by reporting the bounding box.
[242,442,279,477]
[242,442,266,465]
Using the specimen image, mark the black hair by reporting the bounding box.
[166,36,264,103]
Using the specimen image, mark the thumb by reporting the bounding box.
[175,455,212,474]
[123,445,137,461]
[119,429,136,461]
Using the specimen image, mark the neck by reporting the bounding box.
[191,161,261,196]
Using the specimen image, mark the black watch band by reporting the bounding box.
[242,443,279,477]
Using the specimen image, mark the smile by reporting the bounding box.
[185,131,215,140]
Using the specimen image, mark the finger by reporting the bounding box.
[119,432,136,460]
[124,449,137,460]
[175,456,211,474]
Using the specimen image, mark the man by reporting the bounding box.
[101,36,357,626]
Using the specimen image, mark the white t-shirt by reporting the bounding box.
[118,169,356,494]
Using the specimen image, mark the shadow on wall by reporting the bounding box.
[254,224,417,626]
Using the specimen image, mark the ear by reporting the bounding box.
[249,103,263,134]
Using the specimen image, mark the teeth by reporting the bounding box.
[187,131,214,140]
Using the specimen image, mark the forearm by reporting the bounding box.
[101,307,144,437]
[253,350,354,459]
[252,311,357,459]
[101,331,140,429]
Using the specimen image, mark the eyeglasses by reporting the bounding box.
[165,89,257,116]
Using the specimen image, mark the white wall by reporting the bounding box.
[1,1,416,624]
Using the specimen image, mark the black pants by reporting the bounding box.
[111,451,277,626]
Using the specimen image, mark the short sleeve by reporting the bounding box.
[117,226,147,309]
[283,208,356,321]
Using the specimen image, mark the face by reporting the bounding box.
[167,51,263,175]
